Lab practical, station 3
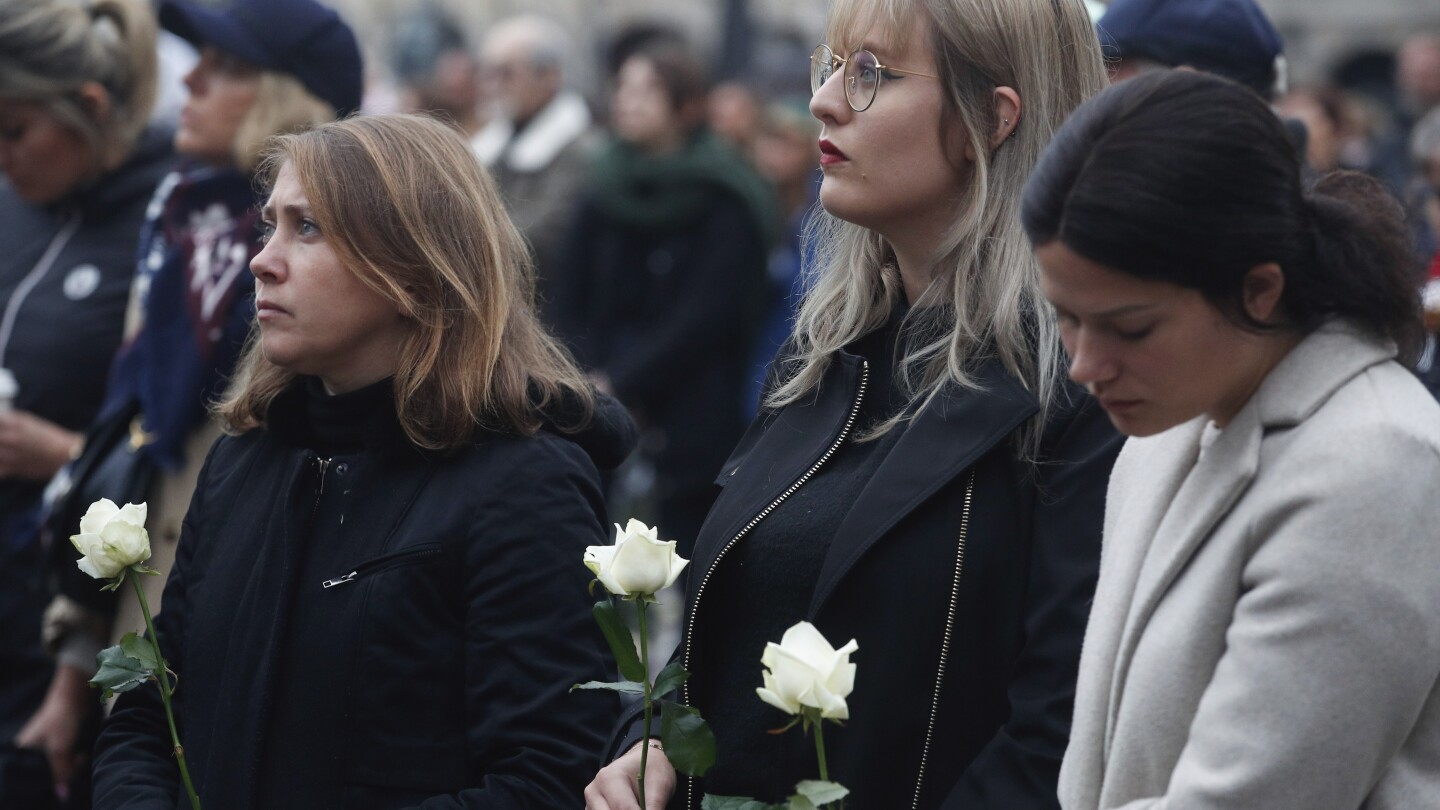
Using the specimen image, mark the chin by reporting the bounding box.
[816,185,873,229]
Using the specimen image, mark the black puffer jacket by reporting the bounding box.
[92,380,637,809]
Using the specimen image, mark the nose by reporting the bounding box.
[249,234,283,284]
[809,64,851,125]
[1066,329,1117,388]
[182,61,204,95]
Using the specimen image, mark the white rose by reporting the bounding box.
[70,499,151,580]
[756,621,859,720]
[583,518,689,598]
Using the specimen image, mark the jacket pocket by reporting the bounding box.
[322,543,443,589]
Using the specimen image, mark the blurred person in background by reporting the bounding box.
[0,0,170,805]
[1095,0,1286,99]
[1411,106,1440,398]
[1373,35,1440,272]
[390,7,485,138]
[746,98,820,415]
[21,0,359,801]
[553,40,772,557]
[707,81,763,160]
[1277,85,1358,174]
[473,14,598,318]
[1370,34,1440,196]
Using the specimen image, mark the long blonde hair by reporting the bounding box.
[0,0,158,170]
[769,0,1105,453]
[217,113,594,450]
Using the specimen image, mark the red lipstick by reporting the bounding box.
[819,139,848,166]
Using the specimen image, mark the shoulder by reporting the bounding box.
[1268,359,1440,482]
[451,430,602,493]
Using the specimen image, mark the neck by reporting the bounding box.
[888,229,942,306]
[879,199,963,305]
[1209,331,1303,427]
[320,366,395,396]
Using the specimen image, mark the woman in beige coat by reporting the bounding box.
[1024,70,1440,809]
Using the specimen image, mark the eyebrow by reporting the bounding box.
[259,201,312,220]
[1091,302,1159,319]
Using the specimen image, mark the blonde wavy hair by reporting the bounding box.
[770,0,1105,452]
[216,113,594,450]
[0,0,157,171]
[230,71,335,173]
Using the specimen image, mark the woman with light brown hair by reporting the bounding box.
[91,112,635,809]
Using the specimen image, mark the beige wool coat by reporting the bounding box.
[1060,321,1440,810]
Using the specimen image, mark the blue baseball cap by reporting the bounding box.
[1098,0,1283,95]
[160,0,364,117]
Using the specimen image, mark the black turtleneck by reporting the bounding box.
[256,376,396,807]
[301,375,394,456]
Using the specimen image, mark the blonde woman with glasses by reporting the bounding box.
[585,0,1119,808]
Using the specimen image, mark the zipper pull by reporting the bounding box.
[315,456,331,496]
[322,570,357,589]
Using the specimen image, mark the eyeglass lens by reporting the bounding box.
[810,45,882,112]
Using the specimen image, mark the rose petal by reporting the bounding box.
[778,622,842,671]
[78,499,120,536]
[114,501,148,528]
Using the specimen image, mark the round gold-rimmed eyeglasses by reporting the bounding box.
[810,43,939,112]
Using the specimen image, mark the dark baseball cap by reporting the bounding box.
[1098,0,1283,94]
[160,0,364,117]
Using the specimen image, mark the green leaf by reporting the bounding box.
[794,781,849,807]
[90,644,153,699]
[784,798,817,810]
[99,568,126,593]
[118,632,160,672]
[571,679,646,695]
[592,600,646,683]
[701,795,784,810]
[661,701,716,777]
[651,661,690,699]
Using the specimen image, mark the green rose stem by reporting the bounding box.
[636,599,652,809]
[131,576,201,810]
[813,712,829,783]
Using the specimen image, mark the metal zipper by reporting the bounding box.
[683,360,869,810]
[322,544,443,589]
[911,469,976,810]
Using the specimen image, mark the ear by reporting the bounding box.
[75,81,113,124]
[1241,262,1286,323]
[964,86,1022,161]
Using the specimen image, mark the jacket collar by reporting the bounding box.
[471,91,592,173]
[696,347,1038,613]
[809,352,1036,613]
[1252,320,1396,427]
